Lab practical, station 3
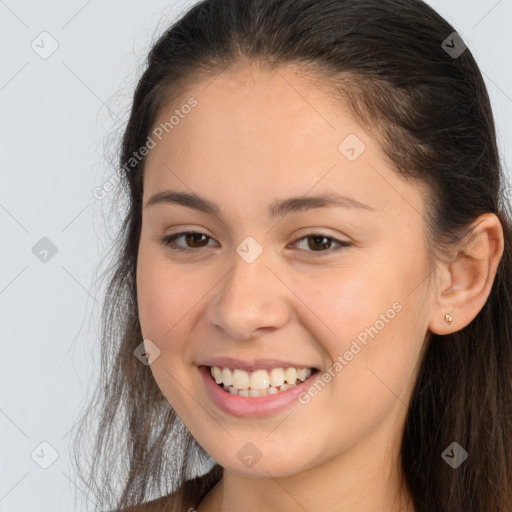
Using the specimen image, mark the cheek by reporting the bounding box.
[136,246,195,347]
[136,248,202,411]
[299,268,390,351]
[296,260,420,392]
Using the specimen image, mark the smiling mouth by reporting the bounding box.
[207,365,320,397]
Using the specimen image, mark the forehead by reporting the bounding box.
[142,63,427,224]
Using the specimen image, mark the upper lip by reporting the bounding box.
[198,357,320,372]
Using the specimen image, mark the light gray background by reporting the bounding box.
[1,1,511,511]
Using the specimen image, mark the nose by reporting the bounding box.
[208,246,291,341]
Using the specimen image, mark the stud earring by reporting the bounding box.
[444,313,453,325]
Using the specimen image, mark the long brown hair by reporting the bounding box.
[73,1,512,510]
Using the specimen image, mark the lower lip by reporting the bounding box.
[198,365,322,418]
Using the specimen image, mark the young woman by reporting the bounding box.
[74,1,512,511]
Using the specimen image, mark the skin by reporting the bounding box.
[136,62,504,512]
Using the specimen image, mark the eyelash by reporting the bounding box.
[159,230,351,256]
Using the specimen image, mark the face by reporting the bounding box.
[136,63,434,478]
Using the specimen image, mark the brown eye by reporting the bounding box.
[183,232,210,248]
[292,233,351,256]
[160,230,350,257]
[306,235,333,251]
[161,231,216,251]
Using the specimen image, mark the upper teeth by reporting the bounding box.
[209,366,313,390]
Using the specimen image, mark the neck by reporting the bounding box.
[197,416,416,512]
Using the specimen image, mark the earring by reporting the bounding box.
[444,313,453,325]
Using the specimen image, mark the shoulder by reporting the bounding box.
[115,463,223,512]
[115,492,179,512]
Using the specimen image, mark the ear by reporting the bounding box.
[429,212,504,335]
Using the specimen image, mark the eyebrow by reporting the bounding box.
[145,190,378,218]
